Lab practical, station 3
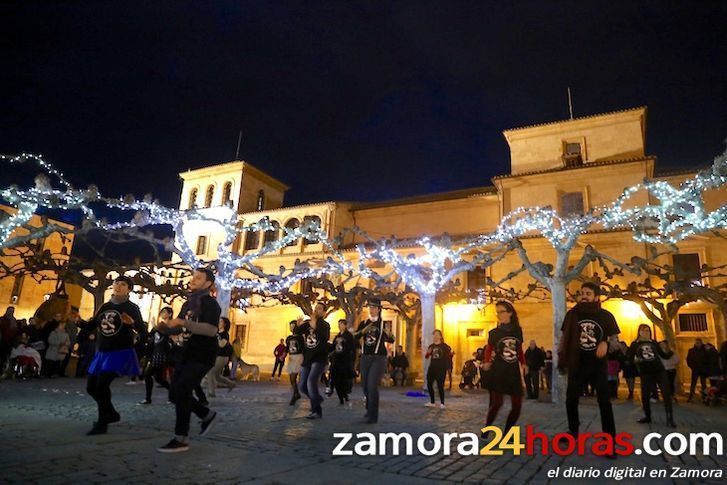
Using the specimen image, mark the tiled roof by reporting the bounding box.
[492,156,654,180]
[503,106,647,134]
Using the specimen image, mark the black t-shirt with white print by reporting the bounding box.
[356,318,395,356]
[427,342,452,371]
[87,299,145,352]
[629,339,667,374]
[286,333,304,355]
[331,330,355,364]
[562,308,620,366]
[295,318,330,366]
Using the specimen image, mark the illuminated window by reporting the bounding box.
[244,226,260,251]
[678,313,708,333]
[205,185,214,208]
[196,235,207,255]
[263,220,280,244]
[303,215,322,244]
[673,253,702,285]
[256,190,265,211]
[284,218,300,247]
[222,182,233,205]
[563,141,583,167]
[188,188,198,209]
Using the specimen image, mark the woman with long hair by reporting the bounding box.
[425,329,452,408]
[204,317,236,397]
[139,307,173,405]
[628,324,676,427]
[481,301,525,439]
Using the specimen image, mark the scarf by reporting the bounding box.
[186,288,211,318]
[558,301,601,370]
[110,295,129,305]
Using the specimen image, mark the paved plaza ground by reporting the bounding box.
[0,377,724,484]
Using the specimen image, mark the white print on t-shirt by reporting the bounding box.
[578,320,602,351]
[431,346,442,360]
[99,310,122,337]
[498,337,519,363]
[305,329,319,349]
[640,345,656,361]
[335,337,344,353]
[365,331,378,347]
[288,340,299,353]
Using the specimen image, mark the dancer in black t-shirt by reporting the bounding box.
[285,320,304,405]
[157,268,221,453]
[481,301,525,438]
[559,282,620,442]
[83,275,146,436]
[425,330,452,408]
[295,303,331,419]
[628,324,676,427]
[330,319,356,405]
[139,307,173,405]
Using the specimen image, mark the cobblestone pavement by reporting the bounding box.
[0,377,724,484]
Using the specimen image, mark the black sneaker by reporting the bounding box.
[138,400,151,405]
[200,411,217,436]
[289,394,301,406]
[306,412,322,420]
[86,423,108,436]
[637,416,651,424]
[157,439,189,453]
[108,411,121,425]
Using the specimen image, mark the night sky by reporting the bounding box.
[2,1,726,208]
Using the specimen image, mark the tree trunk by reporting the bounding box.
[549,279,567,404]
[420,292,435,389]
[216,286,231,320]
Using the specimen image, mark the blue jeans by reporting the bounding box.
[299,362,326,414]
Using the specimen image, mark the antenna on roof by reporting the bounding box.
[235,130,243,160]
[567,87,574,120]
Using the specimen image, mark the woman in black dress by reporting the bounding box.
[628,324,676,427]
[482,301,525,438]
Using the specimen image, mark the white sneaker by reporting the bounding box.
[440,404,446,409]
[424,402,436,408]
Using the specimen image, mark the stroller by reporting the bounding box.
[10,344,42,379]
[459,359,480,389]
[705,377,726,406]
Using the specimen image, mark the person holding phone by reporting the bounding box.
[83,275,146,436]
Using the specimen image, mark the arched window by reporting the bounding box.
[560,192,584,216]
[256,190,265,211]
[303,215,322,244]
[205,185,215,208]
[244,226,260,251]
[188,188,198,209]
[222,182,233,206]
[284,218,300,247]
[263,220,280,245]
[196,235,207,255]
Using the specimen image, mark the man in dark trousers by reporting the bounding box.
[524,340,545,399]
[559,282,620,450]
[157,268,221,453]
[686,338,707,402]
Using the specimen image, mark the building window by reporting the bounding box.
[563,142,583,167]
[302,215,322,244]
[10,275,24,304]
[188,188,198,209]
[678,313,708,333]
[205,185,215,208]
[196,235,208,255]
[256,190,265,211]
[299,278,313,295]
[284,218,300,247]
[560,192,584,216]
[673,253,702,285]
[466,266,487,293]
[222,182,233,206]
[263,220,280,245]
[244,225,261,251]
[467,329,485,337]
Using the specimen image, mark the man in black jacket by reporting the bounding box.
[686,339,707,402]
[157,268,221,453]
[524,340,545,399]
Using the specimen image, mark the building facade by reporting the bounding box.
[83,107,727,386]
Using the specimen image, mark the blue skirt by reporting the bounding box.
[88,349,141,376]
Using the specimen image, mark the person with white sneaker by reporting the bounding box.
[157,268,221,453]
[424,329,451,409]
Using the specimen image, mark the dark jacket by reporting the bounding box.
[525,347,545,370]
